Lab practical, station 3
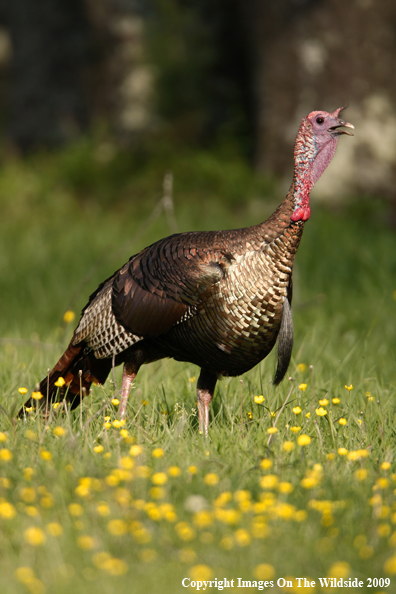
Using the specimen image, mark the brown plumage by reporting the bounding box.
[22,108,353,435]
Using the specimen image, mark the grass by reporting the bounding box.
[1,143,396,593]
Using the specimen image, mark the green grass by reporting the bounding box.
[1,144,396,593]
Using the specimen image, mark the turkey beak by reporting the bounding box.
[328,118,355,136]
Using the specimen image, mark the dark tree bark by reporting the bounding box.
[5,0,90,151]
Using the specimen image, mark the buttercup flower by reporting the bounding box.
[297,434,311,446]
[152,448,164,458]
[31,392,43,400]
[24,527,46,546]
[63,310,75,323]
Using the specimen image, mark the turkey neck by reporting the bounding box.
[251,182,304,250]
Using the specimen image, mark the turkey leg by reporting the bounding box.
[197,369,217,437]
[119,363,138,419]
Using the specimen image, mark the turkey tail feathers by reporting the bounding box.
[273,297,294,385]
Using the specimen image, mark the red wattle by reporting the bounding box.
[291,206,311,222]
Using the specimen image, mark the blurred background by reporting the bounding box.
[0,0,395,389]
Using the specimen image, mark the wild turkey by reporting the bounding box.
[21,108,353,435]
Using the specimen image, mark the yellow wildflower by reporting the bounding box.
[54,377,65,387]
[178,548,197,563]
[112,419,125,428]
[63,310,75,323]
[189,565,213,581]
[22,468,33,482]
[77,535,97,550]
[297,434,311,446]
[319,398,329,406]
[384,555,396,574]
[315,407,327,416]
[139,548,157,563]
[345,384,353,391]
[15,567,36,584]
[338,418,347,426]
[93,445,104,454]
[193,510,214,529]
[299,383,307,391]
[378,523,391,538]
[111,398,119,406]
[0,449,13,462]
[290,426,301,433]
[247,412,253,419]
[260,475,279,490]
[278,482,294,494]
[152,472,167,486]
[20,487,36,503]
[204,473,219,486]
[267,427,278,435]
[168,466,182,477]
[107,519,128,536]
[40,450,52,461]
[176,522,196,542]
[254,564,275,580]
[220,536,234,550]
[68,503,84,516]
[282,441,295,452]
[18,387,28,394]
[234,528,251,547]
[254,395,265,404]
[376,477,390,490]
[152,448,164,458]
[24,527,46,546]
[46,522,63,537]
[327,561,350,579]
[53,426,66,437]
[187,465,198,475]
[305,412,311,418]
[31,391,43,400]
[0,499,16,519]
[292,406,302,415]
[301,477,319,489]
[296,363,307,373]
[332,397,340,404]
[338,448,348,456]
[129,445,143,457]
[347,449,369,460]
[260,458,273,470]
[355,469,368,481]
[382,462,391,471]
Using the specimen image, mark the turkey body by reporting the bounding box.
[76,199,300,378]
[22,108,353,434]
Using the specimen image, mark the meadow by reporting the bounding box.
[1,140,396,594]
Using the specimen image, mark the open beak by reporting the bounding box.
[328,118,354,136]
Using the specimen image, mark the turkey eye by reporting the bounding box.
[316,116,325,125]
